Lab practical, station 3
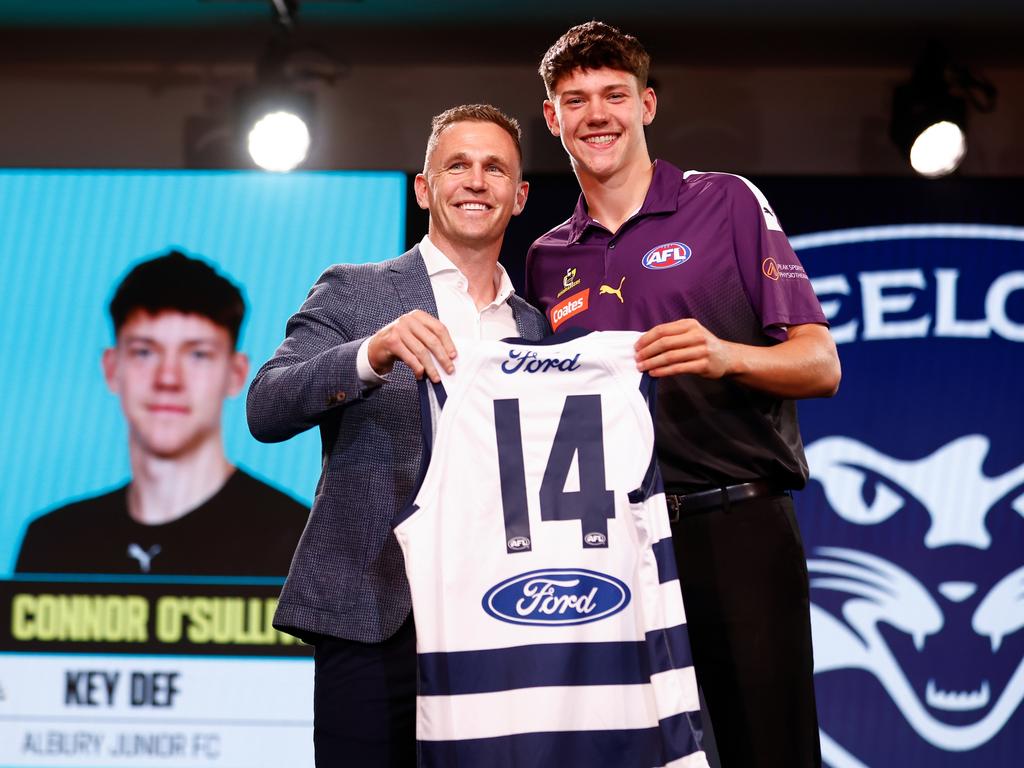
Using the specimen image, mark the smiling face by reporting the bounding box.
[414,119,529,255]
[102,310,248,460]
[543,67,656,184]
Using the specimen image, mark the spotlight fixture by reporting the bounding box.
[890,43,996,179]
[238,0,336,172]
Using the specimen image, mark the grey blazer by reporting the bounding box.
[247,246,548,642]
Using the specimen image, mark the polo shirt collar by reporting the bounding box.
[566,160,683,243]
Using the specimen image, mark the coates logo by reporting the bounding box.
[549,288,589,331]
[642,242,691,270]
[482,568,630,626]
[793,224,1024,768]
[762,257,780,280]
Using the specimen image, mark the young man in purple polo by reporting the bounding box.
[526,21,841,768]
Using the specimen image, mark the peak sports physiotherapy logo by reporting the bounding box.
[482,569,631,626]
[642,242,691,270]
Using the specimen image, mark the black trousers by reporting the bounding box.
[671,492,822,768]
[312,614,417,768]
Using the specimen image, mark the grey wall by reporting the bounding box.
[1,59,1020,175]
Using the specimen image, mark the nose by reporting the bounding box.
[464,162,487,191]
[154,353,183,389]
[584,100,609,125]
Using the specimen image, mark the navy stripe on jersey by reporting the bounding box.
[431,379,448,408]
[501,326,590,347]
[652,537,678,583]
[628,372,665,503]
[648,624,695,679]
[419,625,693,696]
[420,711,702,768]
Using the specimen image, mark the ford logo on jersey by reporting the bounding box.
[642,242,691,270]
[501,349,582,374]
[483,568,630,626]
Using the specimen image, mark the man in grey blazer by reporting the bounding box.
[247,104,547,767]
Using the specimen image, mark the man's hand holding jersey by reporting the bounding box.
[367,309,457,383]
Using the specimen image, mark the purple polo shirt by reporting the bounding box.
[526,161,828,491]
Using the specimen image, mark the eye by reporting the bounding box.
[190,349,213,360]
[448,161,468,172]
[128,346,152,359]
[565,97,584,106]
[807,438,906,525]
[608,92,627,102]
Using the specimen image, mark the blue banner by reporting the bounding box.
[794,224,1024,767]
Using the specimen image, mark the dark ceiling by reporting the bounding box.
[1,0,1023,70]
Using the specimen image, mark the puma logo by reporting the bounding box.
[127,543,162,573]
[599,276,625,303]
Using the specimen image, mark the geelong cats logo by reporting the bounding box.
[793,224,1024,767]
[806,435,1024,760]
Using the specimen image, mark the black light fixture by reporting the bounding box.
[890,43,996,179]
[241,0,313,172]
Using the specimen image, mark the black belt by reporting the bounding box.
[665,481,785,523]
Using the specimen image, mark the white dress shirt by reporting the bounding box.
[357,235,519,383]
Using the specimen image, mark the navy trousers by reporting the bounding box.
[671,492,822,768]
[312,614,417,768]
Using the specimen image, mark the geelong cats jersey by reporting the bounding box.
[393,330,708,768]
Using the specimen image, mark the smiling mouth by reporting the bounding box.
[456,202,491,211]
[925,679,991,711]
[582,134,618,146]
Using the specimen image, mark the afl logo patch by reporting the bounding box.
[642,242,691,270]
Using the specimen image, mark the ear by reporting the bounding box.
[641,87,657,126]
[413,173,430,211]
[226,352,249,397]
[513,181,530,216]
[542,100,561,137]
[101,347,120,394]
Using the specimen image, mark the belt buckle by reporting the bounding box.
[666,494,681,523]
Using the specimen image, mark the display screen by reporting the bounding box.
[0,169,406,767]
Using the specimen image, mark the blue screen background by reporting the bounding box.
[0,169,406,574]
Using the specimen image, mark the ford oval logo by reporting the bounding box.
[642,242,691,270]
[482,568,630,626]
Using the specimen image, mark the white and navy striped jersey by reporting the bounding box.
[393,329,708,768]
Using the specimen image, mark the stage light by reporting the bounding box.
[248,110,310,172]
[890,43,996,179]
[239,83,315,172]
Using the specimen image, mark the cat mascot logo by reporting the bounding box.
[792,224,1024,768]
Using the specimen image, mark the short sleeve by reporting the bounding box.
[728,176,828,341]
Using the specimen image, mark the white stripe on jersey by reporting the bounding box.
[650,665,702,719]
[418,682,661,741]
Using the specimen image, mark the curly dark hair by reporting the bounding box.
[539,21,650,97]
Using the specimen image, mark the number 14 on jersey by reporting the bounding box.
[493,394,616,554]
